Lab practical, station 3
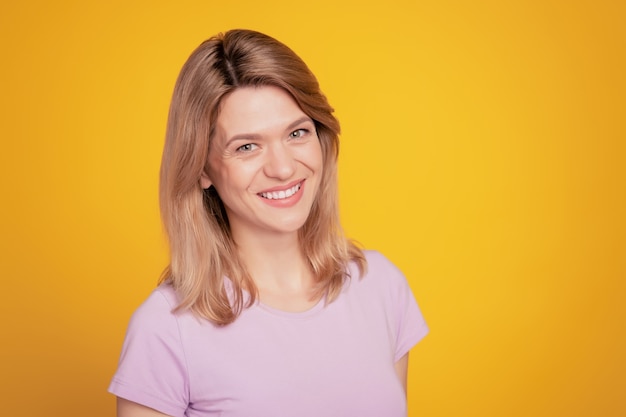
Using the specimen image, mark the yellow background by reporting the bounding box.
[1,1,624,416]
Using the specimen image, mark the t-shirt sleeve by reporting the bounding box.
[373,251,429,362]
[108,288,189,417]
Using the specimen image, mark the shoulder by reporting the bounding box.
[362,249,400,272]
[357,250,430,357]
[118,283,190,375]
[357,250,408,286]
[126,284,182,336]
[131,284,177,317]
[344,249,413,302]
[110,284,191,415]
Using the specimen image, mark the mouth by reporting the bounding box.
[258,181,303,200]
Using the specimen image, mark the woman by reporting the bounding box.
[109,29,428,417]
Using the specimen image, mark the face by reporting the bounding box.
[201,85,323,240]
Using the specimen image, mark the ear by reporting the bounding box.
[200,171,212,189]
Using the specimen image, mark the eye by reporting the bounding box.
[236,143,258,153]
[289,128,309,139]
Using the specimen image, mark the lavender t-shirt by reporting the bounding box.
[109,250,429,417]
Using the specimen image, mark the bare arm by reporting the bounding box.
[117,398,174,417]
[394,353,409,394]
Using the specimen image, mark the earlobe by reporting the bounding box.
[200,172,212,190]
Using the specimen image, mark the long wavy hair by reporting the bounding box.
[159,29,365,325]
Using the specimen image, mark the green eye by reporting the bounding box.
[236,143,257,152]
[290,129,308,138]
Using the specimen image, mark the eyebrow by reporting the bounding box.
[286,116,314,131]
[224,116,314,146]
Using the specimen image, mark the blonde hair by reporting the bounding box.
[159,29,365,325]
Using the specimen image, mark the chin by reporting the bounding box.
[269,215,311,235]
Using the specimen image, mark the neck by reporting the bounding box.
[231,228,313,293]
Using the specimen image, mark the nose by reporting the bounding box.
[263,142,296,180]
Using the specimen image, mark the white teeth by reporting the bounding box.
[260,183,301,200]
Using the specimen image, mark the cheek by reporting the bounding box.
[303,136,324,165]
[312,141,324,174]
[214,162,263,196]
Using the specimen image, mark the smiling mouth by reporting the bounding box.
[258,182,302,200]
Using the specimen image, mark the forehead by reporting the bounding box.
[215,86,308,137]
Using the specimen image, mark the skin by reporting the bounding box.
[202,85,324,311]
[117,86,409,416]
[395,353,410,393]
[117,398,171,417]
[202,86,323,244]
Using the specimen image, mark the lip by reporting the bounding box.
[257,179,304,194]
[257,179,305,208]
